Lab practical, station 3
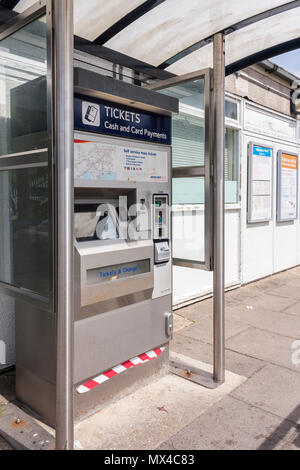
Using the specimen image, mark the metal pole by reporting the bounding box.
[213,33,225,383]
[53,0,74,450]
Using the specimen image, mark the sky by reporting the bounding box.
[271,49,300,78]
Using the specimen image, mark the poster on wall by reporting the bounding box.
[247,143,273,223]
[277,151,298,222]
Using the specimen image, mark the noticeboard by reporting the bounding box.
[247,143,273,223]
[277,150,298,222]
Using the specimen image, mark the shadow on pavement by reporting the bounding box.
[258,404,300,450]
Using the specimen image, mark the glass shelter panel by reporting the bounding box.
[0,166,49,297]
[0,17,47,156]
[156,72,212,270]
[0,15,51,300]
[173,177,205,264]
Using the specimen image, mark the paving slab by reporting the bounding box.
[175,299,213,322]
[266,285,300,301]
[285,277,300,287]
[75,354,246,450]
[179,317,249,345]
[287,266,300,277]
[0,435,12,450]
[249,273,294,292]
[284,301,300,316]
[157,395,300,450]
[171,335,265,379]
[241,293,296,312]
[225,304,300,339]
[225,284,265,304]
[227,327,300,372]
[231,364,300,423]
[175,294,242,323]
[173,313,193,333]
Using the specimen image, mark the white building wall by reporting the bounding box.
[241,102,300,284]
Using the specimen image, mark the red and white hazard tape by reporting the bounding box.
[77,347,166,394]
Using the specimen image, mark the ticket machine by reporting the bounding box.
[14,69,178,425]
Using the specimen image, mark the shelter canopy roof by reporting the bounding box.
[11,0,300,75]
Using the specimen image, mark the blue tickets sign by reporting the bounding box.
[74,95,171,145]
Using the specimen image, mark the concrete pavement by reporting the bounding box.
[161,266,300,450]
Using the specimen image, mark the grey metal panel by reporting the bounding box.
[74,295,171,384]
[16,365,56,428]
[75,346,168,422]
[172,166,205,178]
[15,299,56,385]
[0,151,48,170]
[76,240,154,308]
[16,348,168,429]
[146,68,211,90]
[172,259,206,269]
[74,67,178,116]
[77,289,153,320]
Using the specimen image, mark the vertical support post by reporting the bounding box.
[213,33,225,383]
[53,0,74,450]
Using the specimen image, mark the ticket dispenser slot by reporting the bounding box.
[74,186,155,316]
[74,187,137,242]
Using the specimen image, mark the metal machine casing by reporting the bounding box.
[73,131,172,388]
[14,70,177,425]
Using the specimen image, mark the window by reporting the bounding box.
[225,127,239,204]
[172,111,239,204]
[225,99,238,121]
[172,112,205,168]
